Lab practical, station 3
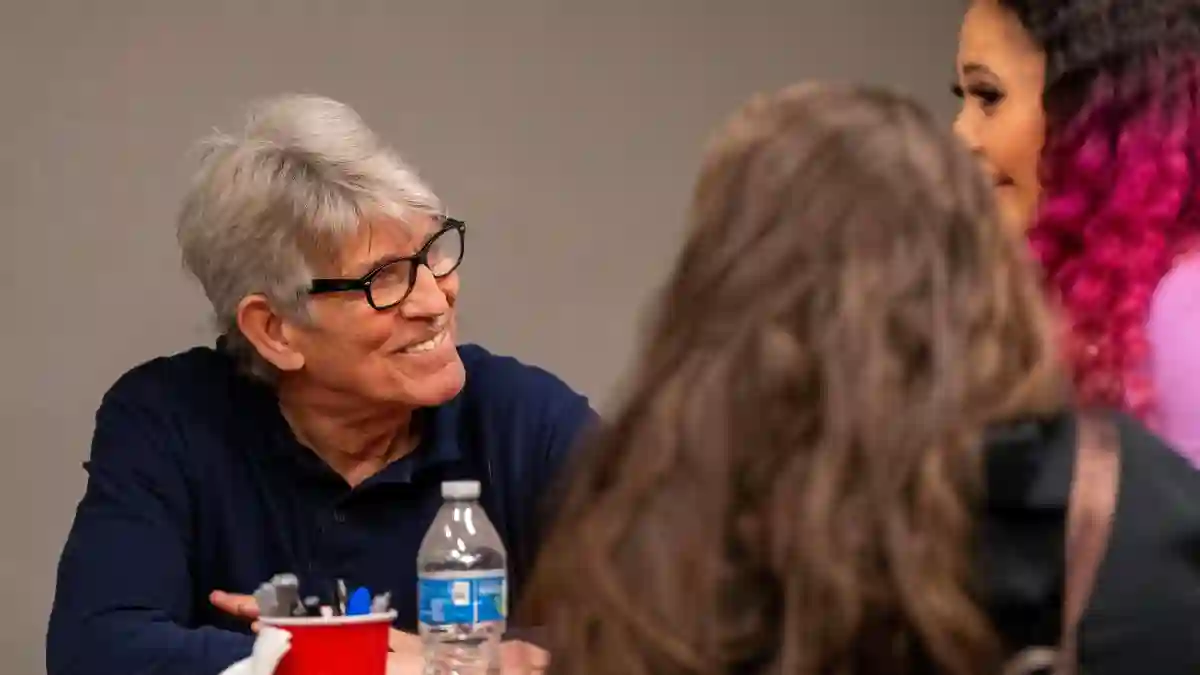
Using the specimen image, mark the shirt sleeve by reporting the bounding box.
[1147,256,1200,467]
[538,388,599,504]
[46,387,254,675]
[504,367,598,629]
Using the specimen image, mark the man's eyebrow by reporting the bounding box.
[340,221,443,277]
[347,253,407,278]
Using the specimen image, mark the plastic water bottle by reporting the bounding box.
[418,480,507,675]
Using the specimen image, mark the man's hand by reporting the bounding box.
[211,591,546,673]
[210,590,261,621]
[386,644,423,675]
[210,590,263,633]
[212,590,427,668]
[387,639,546,675]
[501,640,548,673]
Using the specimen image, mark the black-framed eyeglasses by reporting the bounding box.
[308,218,466,310]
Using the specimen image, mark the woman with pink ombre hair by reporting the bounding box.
[953,0,1200,466]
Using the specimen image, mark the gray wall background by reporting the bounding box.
[0,1,961,672]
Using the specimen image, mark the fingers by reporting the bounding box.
[209,590,262,620]
[382,630,547,674]
[501,640,549,673]
[388,628,422,654]
[386,650,424,675]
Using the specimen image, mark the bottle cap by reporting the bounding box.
[442,480,481,500]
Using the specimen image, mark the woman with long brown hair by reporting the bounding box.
[522,84,1200,674]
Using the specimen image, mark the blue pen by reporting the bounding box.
[346,586,372,616]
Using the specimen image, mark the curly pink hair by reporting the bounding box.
[1029,54,1200,422]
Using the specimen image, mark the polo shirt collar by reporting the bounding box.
[256,387,468,487]
[370,394,467,485]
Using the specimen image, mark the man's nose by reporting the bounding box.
[400,265,451,319]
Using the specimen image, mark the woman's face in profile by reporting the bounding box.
[953,0,1047,233]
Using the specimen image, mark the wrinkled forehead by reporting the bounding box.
[317,212,442,278]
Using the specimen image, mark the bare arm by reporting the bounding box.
[1147,255,1200,466]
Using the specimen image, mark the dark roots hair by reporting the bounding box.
[1004,0,1200,421]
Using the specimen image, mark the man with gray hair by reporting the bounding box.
[47,94,591,675]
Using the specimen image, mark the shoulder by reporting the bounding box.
[983,407,1200,542]
[1082,411,1200,667]
[456,343,591,417]
[1145,255,1200,463]
[1148,253,1200,333]
[1098,410,1200,534]
[93,345,257,465]
[981,410,1200,657]
[1104,409,1200,546]
[103,343,238,396]
[102,345,240,408]
[452,344,597,463]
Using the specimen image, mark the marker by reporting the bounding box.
[303,595,321,614]
[370,591,392,615]
[336,579,348,616]
[346,587,371,616]
[272,574,301,617]
[253,583,279,617]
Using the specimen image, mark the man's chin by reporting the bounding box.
[396,359,467,408]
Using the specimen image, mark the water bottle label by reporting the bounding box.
[418,571,507,626]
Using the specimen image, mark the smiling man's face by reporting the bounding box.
[287,216,466,408]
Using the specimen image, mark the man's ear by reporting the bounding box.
[235,295,305,372]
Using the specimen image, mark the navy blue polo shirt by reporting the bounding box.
[46,343,595,675]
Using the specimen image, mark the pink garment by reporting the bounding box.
[1147,255,1200,466]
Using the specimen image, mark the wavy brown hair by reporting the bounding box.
[522,83,1067,675]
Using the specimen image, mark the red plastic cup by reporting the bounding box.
[258,611,396,675]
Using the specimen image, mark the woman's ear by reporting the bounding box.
[235,295,305,372]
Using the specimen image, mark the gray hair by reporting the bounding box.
[176,93,443,380]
